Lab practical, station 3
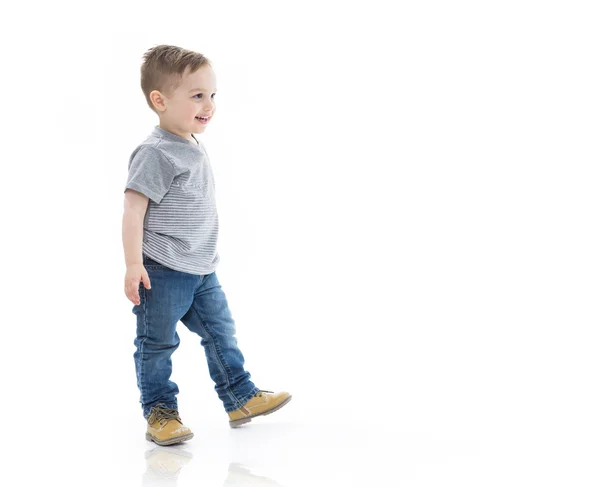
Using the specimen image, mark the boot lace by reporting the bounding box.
[147,403,181,426]
[256,390,274,397]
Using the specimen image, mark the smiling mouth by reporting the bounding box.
[195,116,210,122]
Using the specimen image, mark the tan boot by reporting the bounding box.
[228,390,292,428]
[145,404,194,446]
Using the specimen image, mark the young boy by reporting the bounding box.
[122,44,292,446]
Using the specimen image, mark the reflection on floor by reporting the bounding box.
[143,446,284,486]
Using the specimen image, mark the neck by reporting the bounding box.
[158,122,194,142]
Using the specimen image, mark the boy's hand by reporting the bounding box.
[125,264,151,305]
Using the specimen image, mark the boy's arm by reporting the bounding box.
[122,189,150,267]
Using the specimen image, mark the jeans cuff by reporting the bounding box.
[224,386,260,413]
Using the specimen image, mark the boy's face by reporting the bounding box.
[151,64,217,138]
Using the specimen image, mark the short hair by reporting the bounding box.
[140,44,212,113]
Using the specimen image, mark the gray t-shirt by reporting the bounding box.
[124,125,220,275]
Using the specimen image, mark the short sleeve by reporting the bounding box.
[124,146,176,204]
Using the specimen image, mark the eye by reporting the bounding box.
[193,93,217,99]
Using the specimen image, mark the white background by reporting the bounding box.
[2,0,599,485]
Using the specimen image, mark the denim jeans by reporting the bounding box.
[132,253,259,419]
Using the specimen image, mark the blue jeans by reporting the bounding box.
[132,253,259,419]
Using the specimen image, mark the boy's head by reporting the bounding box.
[140,44,217,138]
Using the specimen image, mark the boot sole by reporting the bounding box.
[229,395,293,428]
[145,431,194,446]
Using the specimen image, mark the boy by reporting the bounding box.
[122,44,292,446]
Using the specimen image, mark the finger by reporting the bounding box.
[126,287,140,304]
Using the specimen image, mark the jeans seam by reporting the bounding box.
[189,302,247,409]
[139,286,148,408]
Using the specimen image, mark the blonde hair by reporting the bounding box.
[140,44,212,113]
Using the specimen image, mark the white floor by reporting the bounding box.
[105,416,484,486]
[19,397,597,486]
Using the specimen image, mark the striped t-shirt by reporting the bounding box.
[124,125,220,275]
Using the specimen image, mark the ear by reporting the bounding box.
[150,90,167,112]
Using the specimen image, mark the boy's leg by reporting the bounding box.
[132,256,197,419]
[180,271,259,413]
